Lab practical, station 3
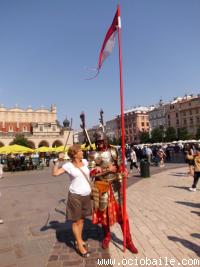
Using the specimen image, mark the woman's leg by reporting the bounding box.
[79,218,84,235]
[189,165,194,176]
[72,219,87,254]
[133,162,140,172]
[130,160,133,171]
[192,172,200,188]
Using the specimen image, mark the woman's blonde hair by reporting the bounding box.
[68,144,82,160]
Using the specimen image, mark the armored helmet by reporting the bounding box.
[94,130,106,142]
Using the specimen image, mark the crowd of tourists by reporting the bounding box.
[0,153,53,172]
[124,142,200,167]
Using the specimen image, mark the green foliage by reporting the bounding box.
[11,134,30,147]
[165,127,176,142]
[196,127,200,139]
[151,127,163,143]
[140,132,150,144]
[177,127,189,140]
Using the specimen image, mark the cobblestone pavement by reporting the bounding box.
[0,163,199,267]
[109,167,200,267]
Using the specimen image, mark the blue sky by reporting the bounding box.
[0,0,200,130]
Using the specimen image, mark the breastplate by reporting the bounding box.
[94,148,118,182]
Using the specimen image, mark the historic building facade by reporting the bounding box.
[116,106,152,144]
[167,94,200,137]
[105,118,118,142]
[0,105,73,148]
[148,99,169,131]
[148,94,200,138]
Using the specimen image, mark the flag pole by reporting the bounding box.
[117,4,127,252]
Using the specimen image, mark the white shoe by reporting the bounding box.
[189,187,196,192]
[0,219,4,224]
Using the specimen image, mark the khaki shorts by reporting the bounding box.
[66,191,92,221]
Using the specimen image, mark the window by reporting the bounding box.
[39,126,43,132]
[9,125,13,132]
[183,119,187,125]
[190,118,193,125]
[141,122,145,126]
[189,110,192,115]
[23,126,27,132]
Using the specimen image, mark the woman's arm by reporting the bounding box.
[52,160,66,176]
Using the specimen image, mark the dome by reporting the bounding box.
[63,118,70,128]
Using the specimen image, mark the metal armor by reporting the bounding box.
[88,147,121,182]
[88,147,122,211]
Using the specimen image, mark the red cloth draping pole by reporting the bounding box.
[117,4,127,252]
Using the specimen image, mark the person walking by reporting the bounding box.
[0,157,4,179]
[189,148,200,192]
[185,147,194,177]
[0,191,3,224]
[157,146,166,167]
[129,147,140,174]
[52,144,92,257]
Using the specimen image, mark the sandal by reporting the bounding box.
[77,249,90,258]
[74,243,90,258]
[74,240,89,248]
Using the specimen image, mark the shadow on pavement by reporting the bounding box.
[191,233,200,239]
[175,201,200,209]
[110,232,123,252]
[191,211,200,216]
[167,185,189,191]
[168,236,200,257]
[169,172,187,177]
[40,218,104,250]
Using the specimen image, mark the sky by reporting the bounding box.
[0,0,200,130]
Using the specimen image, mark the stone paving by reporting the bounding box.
[109,168,200,267]
[0,163,199,267]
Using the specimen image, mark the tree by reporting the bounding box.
[196,127,200,139]
[151,127,163,143]
[165,127,176,142]
[140,132,150,143]
[11,134,30,147]
[177,127,188,140]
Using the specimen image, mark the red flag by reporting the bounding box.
[98,7,121,70]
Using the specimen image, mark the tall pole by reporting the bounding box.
[117,4,127,252]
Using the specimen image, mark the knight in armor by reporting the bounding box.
[88,130,138,253]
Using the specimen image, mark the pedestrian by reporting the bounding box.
[189,148,200,192]
[157,146,166,167]
[185,147,194,177]
[88,130,138,254]
[146,146,152,164]
[0,161,4,179]
[52,144,92,257]
[0,191,3,224]
[129,147,140,174]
